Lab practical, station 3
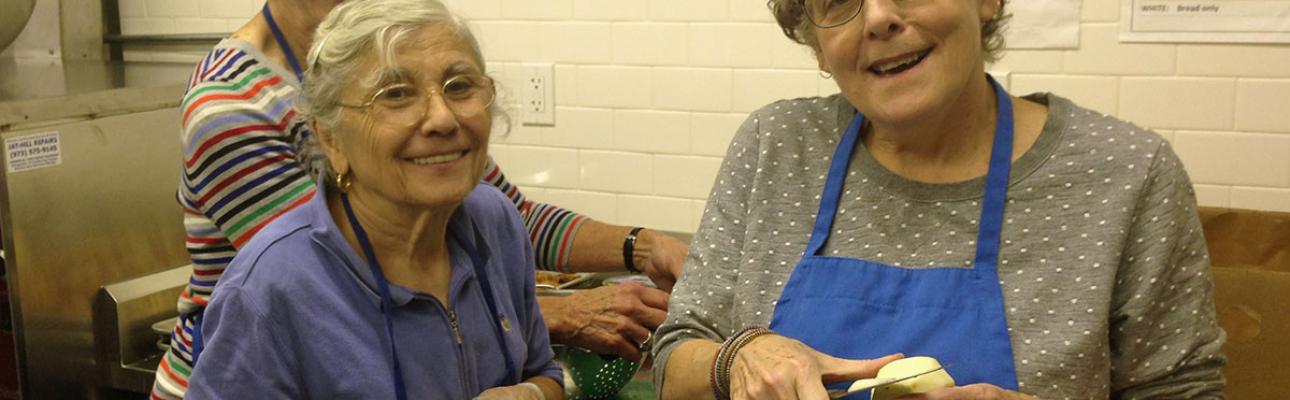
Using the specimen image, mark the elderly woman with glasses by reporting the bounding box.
[185,1,562,399]
[652,0,1226,399]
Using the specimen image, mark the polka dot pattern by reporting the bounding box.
[653,94,1227,399]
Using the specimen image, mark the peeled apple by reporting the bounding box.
[851,356,955,400]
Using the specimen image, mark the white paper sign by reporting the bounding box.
[1121,0,1290,43]
[5,131,62,173]
[1006,0,1083,49]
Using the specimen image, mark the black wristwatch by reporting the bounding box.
[622,227,645,274]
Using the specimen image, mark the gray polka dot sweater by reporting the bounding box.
[652,94,1226,399]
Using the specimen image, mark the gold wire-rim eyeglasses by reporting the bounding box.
[338,74,496,124]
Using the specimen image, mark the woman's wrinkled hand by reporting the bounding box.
[636,230,688,292]
[728,334,903,400]
[473,384,542,400]
[898,384,1039,400]
[542,283,668,361]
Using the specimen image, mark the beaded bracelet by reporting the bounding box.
[711,327,774,400]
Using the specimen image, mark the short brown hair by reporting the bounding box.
[768,0,1011,62]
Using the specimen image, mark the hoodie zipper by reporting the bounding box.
[438,270,478,400]
[447,310,464,344]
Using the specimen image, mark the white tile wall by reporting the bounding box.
[531,189,618,221]
[541,107,615,149]
[987,50,1063,74]
[1173,132,1290,187]
[499,0,571,20]
[1235,80,1290,134]
[572,0,645,21]
[124,1,1290,228]
[1011,75,1118,115]
[1119,78,1235,131]
[502,145,581,189]
[1192,184,1231,208]
[573,66,652,109]
[1177,45,1290,78]
[1230,187,1290,213]
[612,23,689,66]
[688,24,775,68]
[731,69,819,112]
[649,0,729,22]
[474,22,541,61]
[612,110,690,154]
[690,113,744,157]
[618,195,695,232]
[1063,24,1175,76]
[652,155,722,199]
[452,0,501,19]
[538,23,612,64]
[579,150,653,194]
[652,67,732,112]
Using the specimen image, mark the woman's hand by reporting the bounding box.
[473,384,542,400]
[899,384,1038,400]
[539,283,669,361]
[635,229,688,292]
[728,334,903,400]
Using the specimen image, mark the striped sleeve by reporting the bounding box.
[179,50,316,252]
[156,43,317,400]
[481,157,587,272]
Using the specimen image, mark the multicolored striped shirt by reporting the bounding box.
[154,38,587,399]
[483,157,588,272]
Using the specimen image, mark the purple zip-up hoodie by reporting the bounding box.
[188,182,563,399]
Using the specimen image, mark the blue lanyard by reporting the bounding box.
[262,3,304,82]
[339,193,518,399]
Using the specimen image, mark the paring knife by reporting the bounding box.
[826,365,947,399]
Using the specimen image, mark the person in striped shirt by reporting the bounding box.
[153,1,687,398]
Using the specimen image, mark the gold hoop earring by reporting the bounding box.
[819,70,833,79]
[335,168,352,193]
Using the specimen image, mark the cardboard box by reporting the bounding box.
[1198,208,1290,400]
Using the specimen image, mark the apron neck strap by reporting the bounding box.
[262,3,304,82]
[972,78,1015,269]
[805,76,1015,271]
[804,113,866,255]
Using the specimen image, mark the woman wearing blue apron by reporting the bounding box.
[654,0,1226,398]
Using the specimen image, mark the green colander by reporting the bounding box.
[562,347,642,399]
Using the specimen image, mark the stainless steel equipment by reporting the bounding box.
[1,67,190,398]
[93,265,189,392]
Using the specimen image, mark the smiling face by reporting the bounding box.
[815,0,1000,125]
[319,25,491,212]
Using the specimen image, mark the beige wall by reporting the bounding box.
[119,0,1290,230]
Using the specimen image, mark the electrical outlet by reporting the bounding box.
[521,63,555,126]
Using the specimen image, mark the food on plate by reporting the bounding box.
[535,271,583,288]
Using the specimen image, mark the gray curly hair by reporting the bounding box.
[768,0,1011,63]
[299,0,501,188]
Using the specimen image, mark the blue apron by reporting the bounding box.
[767,78,1020,398]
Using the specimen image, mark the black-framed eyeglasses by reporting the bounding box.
[339,74,496,127]
[803,0,864,29]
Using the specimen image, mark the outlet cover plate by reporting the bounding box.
[521,63,555,126]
